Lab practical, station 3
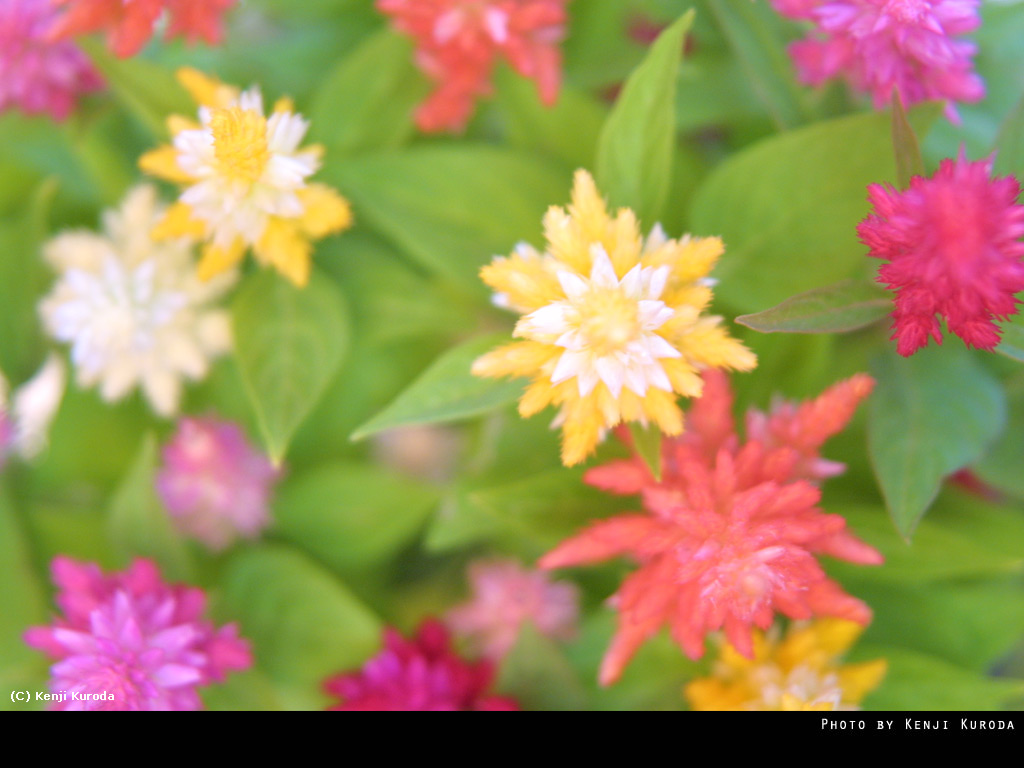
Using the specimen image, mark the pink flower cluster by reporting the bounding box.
[377,0,569,132]
[156,417,279,551]
[541,371,882,685]
[324,620,519,710]
[24,557,251,710]
[447,559,579,659]
[772,0,984,119]
[858,153,1024,356]
[0,0,102,120]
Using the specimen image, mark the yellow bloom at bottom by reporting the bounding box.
[472,169,756,466]
[685,619,887,712]
[139,68,352,287]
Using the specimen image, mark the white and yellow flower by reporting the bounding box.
[0,354,66,469]
[472,169,756,466]
[139,68,352,287]
[39,185,233,417]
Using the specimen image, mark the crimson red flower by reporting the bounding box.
[377,0,568,132]
[858,153,1024,356]
[540,371,881,685]
[324,620,519,711]
[49,0,235,59]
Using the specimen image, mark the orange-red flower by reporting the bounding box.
[540,371,881,685]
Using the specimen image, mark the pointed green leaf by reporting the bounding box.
[628,422,662,481]
[891,92,926,188]
[497,624,588,711]
[595,10,693,224]
[309,30,427,156]
[736,280,891,334]
[867,347,1005,538]
[232,270,349,462]
[994,93,1024,176]
[350,333,523,441]
[107,435,194,581]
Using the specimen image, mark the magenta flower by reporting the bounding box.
[858,153,1024,356]
[324,620,519,711]
[0,0,102,120]
[447,559,579,660]
[156,417,279,551]
[24,557,252,710]
[772,0,984,119]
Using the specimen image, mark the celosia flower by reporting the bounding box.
[0,0,103,120]
[772,0,984,119]
[857,153,1024,356]
[0,355,67,471]
[39,184,233,417]
[156,417,279,551]
[472,170,757,467]
[24,557,251,710]
[540,370,881,685]
[447,558,579,660]
[377,0,569,132]
[324,619,519,711]
[49,0,236,59]
[139,68,352,287]
[685,619,887,711]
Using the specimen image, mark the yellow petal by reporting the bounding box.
[678,318,758,371]
[837,659,888,705]
[177,67,238,108]
[139,146,196,184]
[167,114,200,136]
[685,679,747,712]
[152,202,207,241]
[255,218,313,287]
[273,96,295,114]
[471,341,559,380]
[198,240,246,282]
[479,252,563,313]
[297,184,353,239]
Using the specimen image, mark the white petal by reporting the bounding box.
[595,356,626,398]
[551,350,587,385]
[623,364,649,397]
[646,333,684,359]
[644,265,670,299]
[638,300,675,330]
[577,366,599,397]
[557,270,588,299]
[645,361,673,392]
[589,245,618,288]
[12,355,66,459]
[523,303,570,336]
[619,264,643,298]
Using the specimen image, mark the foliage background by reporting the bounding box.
[2,0,1024,710]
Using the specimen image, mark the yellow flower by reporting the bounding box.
[472,169,756,466]
[685,619,888,711]
[139,69,352,287]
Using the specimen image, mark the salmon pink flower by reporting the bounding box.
[24,557,251,710]
[447,559,579,660]
[49,0,236,59]
[0,0,102,120]
[377,0,569,132]
[541,371,881,685]
[324,620,519,711]
[858,153,1024,356]
[773,0,984,119]
[156,417,280,551]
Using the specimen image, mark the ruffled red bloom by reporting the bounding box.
[858,154,1024,356]
[324,620,519,711]
[540,370,881,685]
[49,0,235,59]
[377,0,568,132]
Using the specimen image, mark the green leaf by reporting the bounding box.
[274,461,440,572]
[325,146,568,296]
[974,381,1024,499]
[867,347,1005,538]
[994,92,1024,176]
[219,545,381,699]
[79,38,192,136]
[995,313,1024,362]
[0,482,49,708]
[308,30,427,156]
[702,0,813,130]
[855,645,1023,711]
[691,106,942,313]
[497,624,589,711]
[891,92,927,188]
[595,10,693,224]
[736,280,891,334]
[628,423,662,481]
[232,270,349,462]
[106,434,194,581]
[350,333,523,441]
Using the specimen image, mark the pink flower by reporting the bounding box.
[772,0,984,119]
[156,417,279,552]
[377,0,569,132]
[324,620,519,711]
[541,370,882,685]
[858,153,1024,356]
[447,559,579,660]
[0,0,102,120]
[0,409,13,472]
[49,0,236,59]
[24,557,252,710]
